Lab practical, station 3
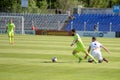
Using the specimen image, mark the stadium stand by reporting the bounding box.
[1,13,120,32]
[65,14,120,32]
[0,13,69,30]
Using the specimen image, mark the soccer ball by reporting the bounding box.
[52,57,57,62]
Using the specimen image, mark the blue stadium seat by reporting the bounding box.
[65,14,120,32]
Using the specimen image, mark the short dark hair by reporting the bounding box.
[71,29,76,32]
[92,37,96,40]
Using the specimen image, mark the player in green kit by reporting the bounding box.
[6,18,15,44]
[70,29,97,63]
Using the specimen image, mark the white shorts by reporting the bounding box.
[91,50,103,61]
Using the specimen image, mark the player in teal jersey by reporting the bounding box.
[70,29,97,63]
[6,18,15,44]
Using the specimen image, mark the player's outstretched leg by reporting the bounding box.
[84,50,98,63]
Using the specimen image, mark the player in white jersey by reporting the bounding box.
[85,37,110,63]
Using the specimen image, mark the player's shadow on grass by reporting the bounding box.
[43,61,74,63]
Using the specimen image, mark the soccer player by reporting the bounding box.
[6,18,15,44]
[70,29,97,63]
[85,37,110,63]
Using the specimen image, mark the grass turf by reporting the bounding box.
[0,34,120,80]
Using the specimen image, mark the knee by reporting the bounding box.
[72,50,76,55]
[11,36,14,38]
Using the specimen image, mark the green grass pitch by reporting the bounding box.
[0,34,120,80]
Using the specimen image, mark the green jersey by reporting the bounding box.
[7,23,15,32]
[73,33,85,48]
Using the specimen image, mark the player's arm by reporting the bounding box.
[88,46,91,53]
[13,24,15,32]
[101,45,110,54]
[70,38,78,46]
[13,26,15,32]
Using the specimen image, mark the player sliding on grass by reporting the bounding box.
[85,37,110,63]
[70,29,97,63]
[6,18,15,44]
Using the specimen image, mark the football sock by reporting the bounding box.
[78,57,82,63]
[73,53,80,58]
[73,54,82,63]
[11,37,14,43]
[9,37,12,43]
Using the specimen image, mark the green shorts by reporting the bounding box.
[74,47,86,53]
[74,43,86,53]
[8,32,14,37]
